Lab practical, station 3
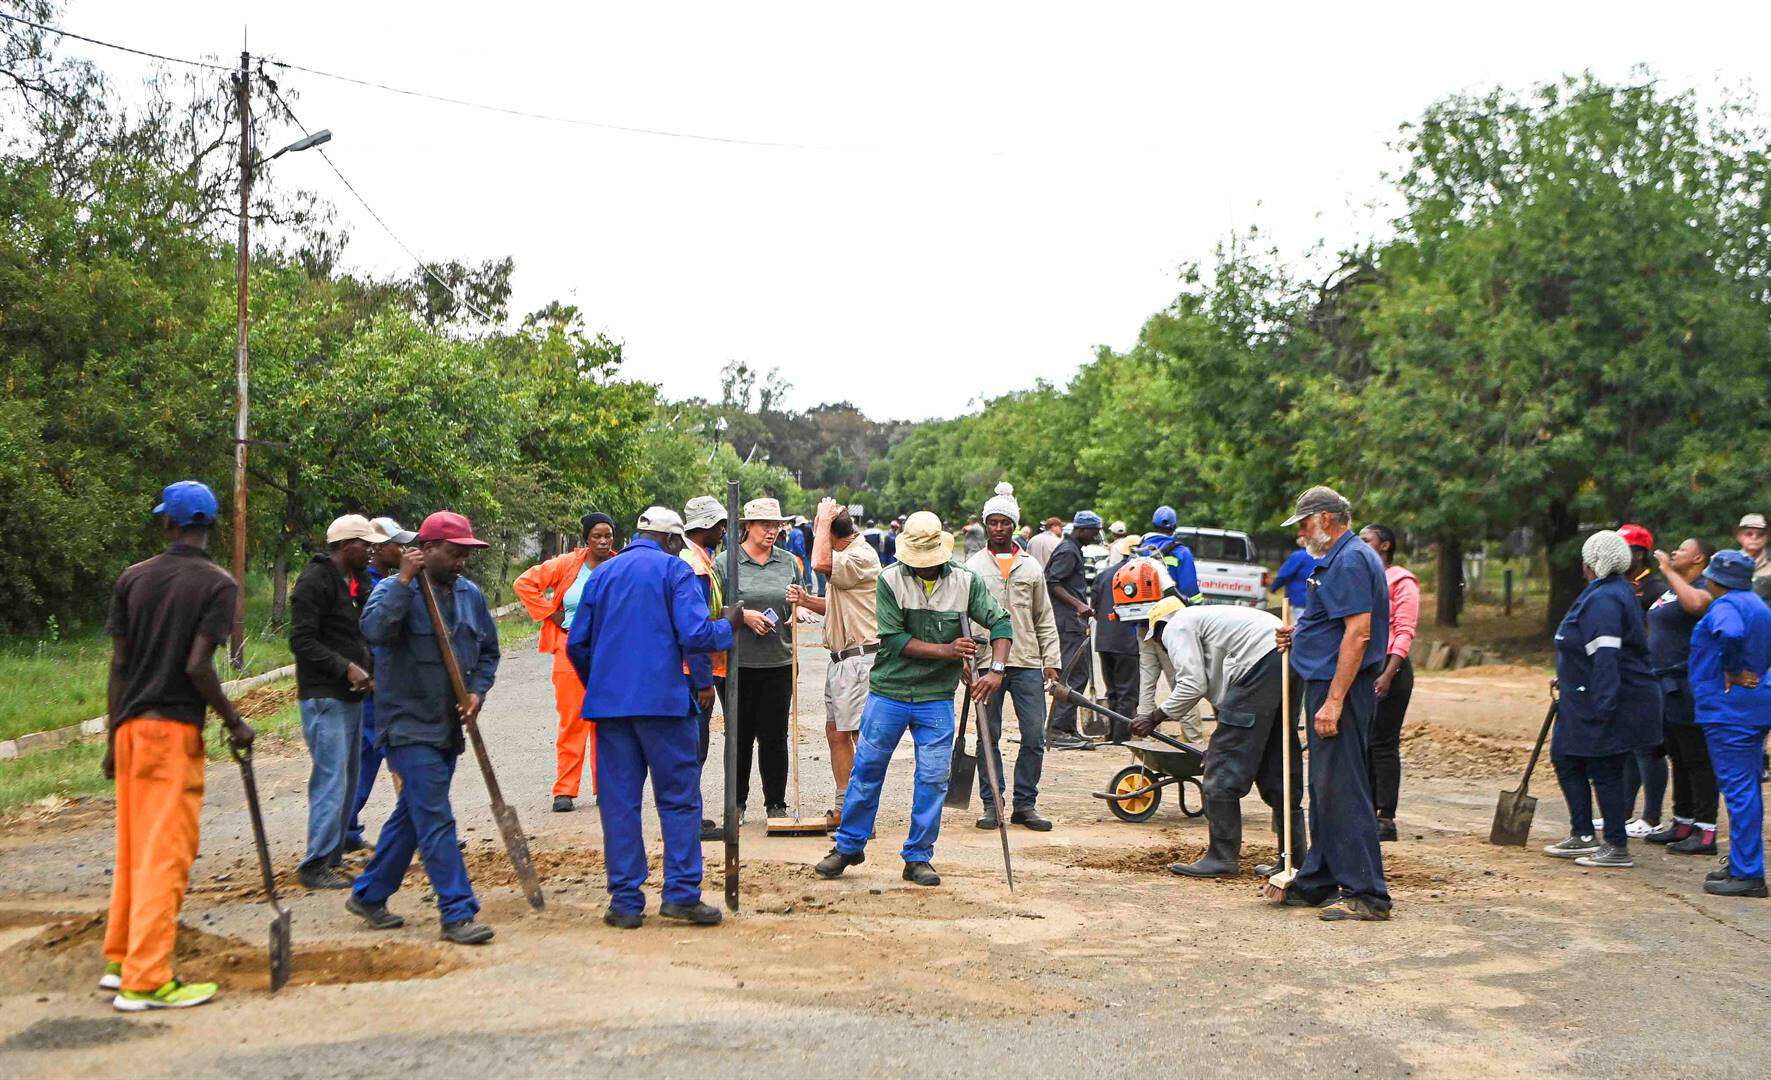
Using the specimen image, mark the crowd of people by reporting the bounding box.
[93,474,1771,1012]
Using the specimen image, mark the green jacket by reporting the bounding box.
[870,561,1012,703]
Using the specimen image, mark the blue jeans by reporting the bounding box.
[1705,724,1771,880]
[351,743,479,924]
[977,667,1046,811]
[346,694,384,846]
[1289,673,1391,909]
[597,715,705,915]
[1623,744,1667,825]
[298,697,363,870]
[835,693,954,863]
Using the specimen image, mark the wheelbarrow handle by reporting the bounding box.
[1047,680,1195,754]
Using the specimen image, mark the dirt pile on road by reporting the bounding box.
[1401,721,1533,779]
[0,910,459,994]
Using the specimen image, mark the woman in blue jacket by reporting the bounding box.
[1689,549,1771,898]
[1545,530,1663,868]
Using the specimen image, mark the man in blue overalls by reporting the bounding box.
[1269,486,1393,921]
[568,507,741,928]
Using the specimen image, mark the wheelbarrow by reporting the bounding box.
[1048,682,1206,824]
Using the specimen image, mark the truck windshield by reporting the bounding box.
[1175,532,1254,563]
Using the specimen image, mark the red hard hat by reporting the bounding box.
[1617,523,1653,549]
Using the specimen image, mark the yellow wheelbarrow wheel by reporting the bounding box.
[1107,764,1163,823]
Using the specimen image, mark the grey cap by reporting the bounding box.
[368,516,418,545]
[1281,485,1352,527]
[1738,513,1768,531]
[682,495,727,532]
[636,506,685,537]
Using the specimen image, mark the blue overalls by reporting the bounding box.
[568,538,733,916]
[1551,575,1663,848]
[1287,530,1391,909]
[1689,589,1771,881]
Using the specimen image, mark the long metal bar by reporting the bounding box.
[229,49,251,669]
[723,479,742,911]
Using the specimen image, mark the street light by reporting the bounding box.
[229,50,331,667]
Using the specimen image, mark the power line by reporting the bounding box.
[266,80,497,324]
[260,56,867,153]
[0,10,230,72]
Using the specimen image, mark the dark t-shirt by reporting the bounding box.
[1046,538,1090,636]
[105,544,237,728]
[1646,576,1706,677]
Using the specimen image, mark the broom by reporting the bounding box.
[768,592,830,836]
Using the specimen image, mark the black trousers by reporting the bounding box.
[734,664,791,810]
[1099,652,1139,723]
[1665,722,1719,824]
[1552,752,1631,847]
[1048,629,1090,737]
[1202,651,1302,817]
[1366,656,1414,819]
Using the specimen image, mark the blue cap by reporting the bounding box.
[1707,549,1756,591]
[1152,505,1177,529]
[1072,510,1103,529]
[153,481,219,527]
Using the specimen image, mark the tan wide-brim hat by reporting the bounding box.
[739,497,793,523]
[896,511,954,568]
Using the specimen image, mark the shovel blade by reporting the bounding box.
[1489,789,1537,846]
[945,750,976,810]
[268,909,292,992]
[492,803,546,911]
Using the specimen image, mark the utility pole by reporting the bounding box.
[230,48,252,669]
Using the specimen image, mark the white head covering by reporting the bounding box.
[981,481,1020,527]
[1581,530,1631,579]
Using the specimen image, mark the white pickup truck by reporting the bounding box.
[1171,527,1269,607]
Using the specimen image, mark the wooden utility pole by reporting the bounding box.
[229,49,252,668]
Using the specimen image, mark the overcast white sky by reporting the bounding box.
[51,1,1771,420]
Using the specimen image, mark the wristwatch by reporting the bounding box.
[988,660,1007,675]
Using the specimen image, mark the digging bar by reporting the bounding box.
[230,742,292,991]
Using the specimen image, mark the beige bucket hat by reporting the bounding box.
[739,497,793,523]
[896,511,954,568]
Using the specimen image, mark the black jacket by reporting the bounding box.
[289,554,373,701]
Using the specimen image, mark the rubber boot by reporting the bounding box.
[1171,797,1242,878]
[1254,806,1307,878]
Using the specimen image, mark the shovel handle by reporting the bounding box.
[1513,700,1557,800]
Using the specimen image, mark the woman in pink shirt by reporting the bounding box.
[1360,524,1419,842]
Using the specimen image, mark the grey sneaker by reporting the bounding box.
[1574,843,1634,868]
[1543,834,1600,859]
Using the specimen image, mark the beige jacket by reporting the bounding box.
[963,548,1061,670]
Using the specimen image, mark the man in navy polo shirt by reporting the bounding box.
[1269,485,1393,921]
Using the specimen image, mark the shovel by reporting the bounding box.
[230,742,291,992]
[1490,700,1557,846]
[944,688,976,810]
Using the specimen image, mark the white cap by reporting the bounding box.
[1739,513,1768,530]
[368,516,417,544]
[636,506,686,537]
[326,514,391,545]
[1108,520,1127,535]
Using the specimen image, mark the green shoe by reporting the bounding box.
[113,979,218,1012]
[99,961,123,991]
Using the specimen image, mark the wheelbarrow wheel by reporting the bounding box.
[1108,765,1163,823]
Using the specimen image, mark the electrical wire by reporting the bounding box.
[266,81,497,324]
[0,10,231,72]
[260,55,866,153]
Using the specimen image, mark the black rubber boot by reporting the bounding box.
[552,795,574,813]
[1171,796,1242,878]
[1010,808,1053,832]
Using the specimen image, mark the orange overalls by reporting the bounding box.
[103,717,205,992]
[513,548,598,798]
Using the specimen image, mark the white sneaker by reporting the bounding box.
[1624,818,1656,839]
[99,963,122,991]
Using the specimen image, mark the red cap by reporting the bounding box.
[417,511,489,548]
[1617,523,1653,549]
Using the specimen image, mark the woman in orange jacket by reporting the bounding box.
[513,513,616,811]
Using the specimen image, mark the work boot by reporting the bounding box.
[1668,827,1718,855]
[660,901,724,925]
[1542,834,1600,859]
[975,811,999,830]
[1709,854,1733,882]
[814,846,865,879]
[440,920,495,945]
[1703,875,1770,898]
[765,803,789,819]
[1645,821,1692,845]
[1574,843,1634,869]
[902,861,941,887]
[1376,817,1398,843]
[298,864,353,890]
[342,836,370,853]
[700,819,723,842]
[1319,896,1391,922]
[345,895,405,930]
[553,795,574,813]
[603,909,644,929]
[1011,808,1053,832]
[1172,797,1241,878]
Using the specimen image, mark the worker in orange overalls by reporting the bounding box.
[514,512,617,812]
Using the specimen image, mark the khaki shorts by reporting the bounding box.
[825,652,875,733]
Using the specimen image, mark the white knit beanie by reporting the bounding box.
[1581,530,1631,579]
[982,481,1020,527]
